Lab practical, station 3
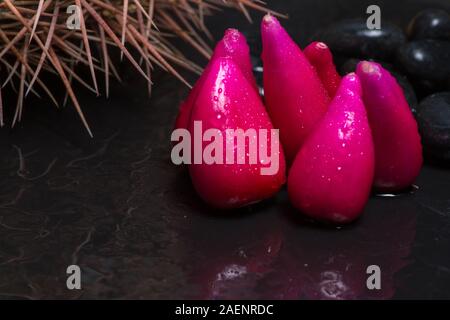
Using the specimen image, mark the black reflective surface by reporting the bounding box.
[0,0,449,299]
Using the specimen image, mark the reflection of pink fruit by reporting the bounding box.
[261,15,330,163]
[192,230,284,299]
[357,61,423,192]
[189,202,417,300]
[188,57,286,208]
[293,202,417,300]
[288,74,374,223]
[174,29,257,131]
[304,41,341,98]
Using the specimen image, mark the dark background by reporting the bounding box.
[0,0,449,299]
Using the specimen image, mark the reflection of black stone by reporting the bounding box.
[313,19,406,61]
[397,40,450,84]
[339,58,418,113]
[407,9,450,41]
[417,92,450,163]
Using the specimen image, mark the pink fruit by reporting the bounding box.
[356,61,423,192]
[174,28,257,131]
[304,41,341,98]
[261,14,330,163]
[188,57,286,208]
[288,73,375,223]
[214,29,258,92]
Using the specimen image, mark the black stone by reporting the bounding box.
[332,54,353,70]
[410,77,450,100]
[417,92,450,162]
[396,73,420,114]
[407,9,450,41]
[313,19,406,61]
[397,40,450,84]
[339,58,418,113]
[338,58,360,75]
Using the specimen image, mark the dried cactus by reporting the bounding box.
[0,0,282,135]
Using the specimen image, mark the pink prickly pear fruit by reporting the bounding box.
[174,28,257,131]
[304,41,341,98]
[188,57,286,209]
[213,28,258,92]
[287,73,375,224]
[261,14,330,163]
[356,61,423,192]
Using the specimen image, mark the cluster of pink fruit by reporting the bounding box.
[174,15,423,224]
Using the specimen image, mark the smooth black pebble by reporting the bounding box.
[407,9,450,41]
[395,72,420,114]
[339,58,418,113]
[416,92,450,162]
[313,19,406,61]
[338,58,361,75]
[397,40,450,83]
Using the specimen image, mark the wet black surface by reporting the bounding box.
[0,0,450,299]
